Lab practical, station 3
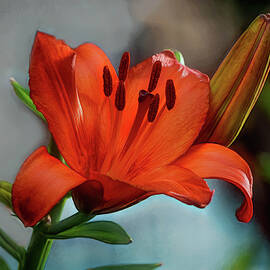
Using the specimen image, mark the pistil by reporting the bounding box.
[120,90,154,156]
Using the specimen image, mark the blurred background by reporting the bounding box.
[0,0,270,269]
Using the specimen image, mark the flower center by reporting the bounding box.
[102,52,176,118]
[101,52,177,168]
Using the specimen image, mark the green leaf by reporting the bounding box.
[0,228,25,262]
[0,181,12,209]
[0,255,11,270]
[0,181,12,193]
[47,221,132,244]
[10,78,45,121]
[89,263,162,270]
[173,50,185,65]
[46,212,94,234]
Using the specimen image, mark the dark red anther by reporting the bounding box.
[138,90,153,103]
[118,52,130,82]
[148,94,160,122]
[148,60,162,92]
[103,66,113,97]
[115,80,126,111]
[165,79,176,110]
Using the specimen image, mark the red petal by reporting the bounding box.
[72,174,149,214]
[110,51,210,179]
[129,165,213,208]
[29,32,88,174]
[175,143,253,222]
[74,43,118,172]
[12,147,87,227]
[29,32,118,176]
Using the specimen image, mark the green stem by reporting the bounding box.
[22,228,52,270]
[47,212,94,234]
[22,198,66,270]
[21,137,67,270]
[0,227,25,262]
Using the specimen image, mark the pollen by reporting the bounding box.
[118,52,130,82]
[148,60,162,92]
[148,93,160,122]
[115,80,126,111]
[103,66,113,97]
[165,79,176,110]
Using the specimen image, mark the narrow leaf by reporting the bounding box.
[0,181,12,209]
[0,228,25,262]
[47,221,132,244]
[0,255,11,270]
[197,14,270,146]
[10,78,45,121]
[46,212,94,234]
[89,263,162,270]
[0,181,12,193]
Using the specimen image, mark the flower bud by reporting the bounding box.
[197,14,270,146]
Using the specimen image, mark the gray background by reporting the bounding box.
[0,0,269,269]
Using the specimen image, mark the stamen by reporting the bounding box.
[148,94,160,122]
[118,52,130,82]
[165,79,176,110]
[115,80,126,111]
[103,66,113,97]
[120,90,153,156]
[148,61,162,92]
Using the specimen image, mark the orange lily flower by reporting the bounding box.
[12,32,253,227]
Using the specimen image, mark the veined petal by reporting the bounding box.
[110,51,210,179]
[12,147,87,227]
[74,43,118,172]
[175,143,253,222]
[29,31,88,174]
[197,14,270,146]
[129,165,213,208]
[29,32,119,176]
